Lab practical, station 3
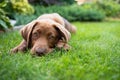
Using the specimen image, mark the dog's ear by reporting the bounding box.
[20,20,38,48]
[53,23,71,42]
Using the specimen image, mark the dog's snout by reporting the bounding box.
[35,48,46,55]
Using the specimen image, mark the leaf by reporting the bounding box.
[0,8,5,15]
[0,19,8,30]
[0,15,13,31]
[0,0,8,8]
[1,16,13,28]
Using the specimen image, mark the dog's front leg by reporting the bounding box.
[11,40,27,53]
[56,40,71,51]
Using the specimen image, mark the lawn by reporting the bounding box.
[0,21,120,80]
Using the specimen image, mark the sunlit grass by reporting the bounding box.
[0,21,120,80]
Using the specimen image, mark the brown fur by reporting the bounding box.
[11,13,76,56]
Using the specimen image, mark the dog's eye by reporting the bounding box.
[32,32,39,39]
[48,35,55,40]
[33,32,38,36]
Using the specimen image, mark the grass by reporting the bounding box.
[0,21,120,80]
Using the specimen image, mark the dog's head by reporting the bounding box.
[20,19,71,56]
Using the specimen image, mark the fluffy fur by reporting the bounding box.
[11,13,76,56]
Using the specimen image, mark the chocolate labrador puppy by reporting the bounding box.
[11,13,76,56]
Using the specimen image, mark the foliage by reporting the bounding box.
[14,13,37,25]
[15,4,105,25]
[0,1,12,31]
[0,21,120,80]
[13,1,120,25]
[28,0,75,6]
[11,0,34,14]
[34,4,105,21]
[96,1,120,17]
[63,4,105,21]
[3,0,34,19]
[61,0,75,4]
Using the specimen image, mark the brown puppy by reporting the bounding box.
[11,13,76,56]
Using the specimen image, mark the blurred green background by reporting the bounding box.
[0,0,120,80]
[0,0,120,31]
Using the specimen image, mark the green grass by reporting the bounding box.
[0,21,120,80]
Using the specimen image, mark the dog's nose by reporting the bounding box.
[35,48,46,55]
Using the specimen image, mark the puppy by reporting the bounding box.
[11,13,76,56]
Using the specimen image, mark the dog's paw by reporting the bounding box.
[56,41,65,49]
[56,42,71,51]
[10,46,26,54]
[10,47,18,54]
[63,44,71,51]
